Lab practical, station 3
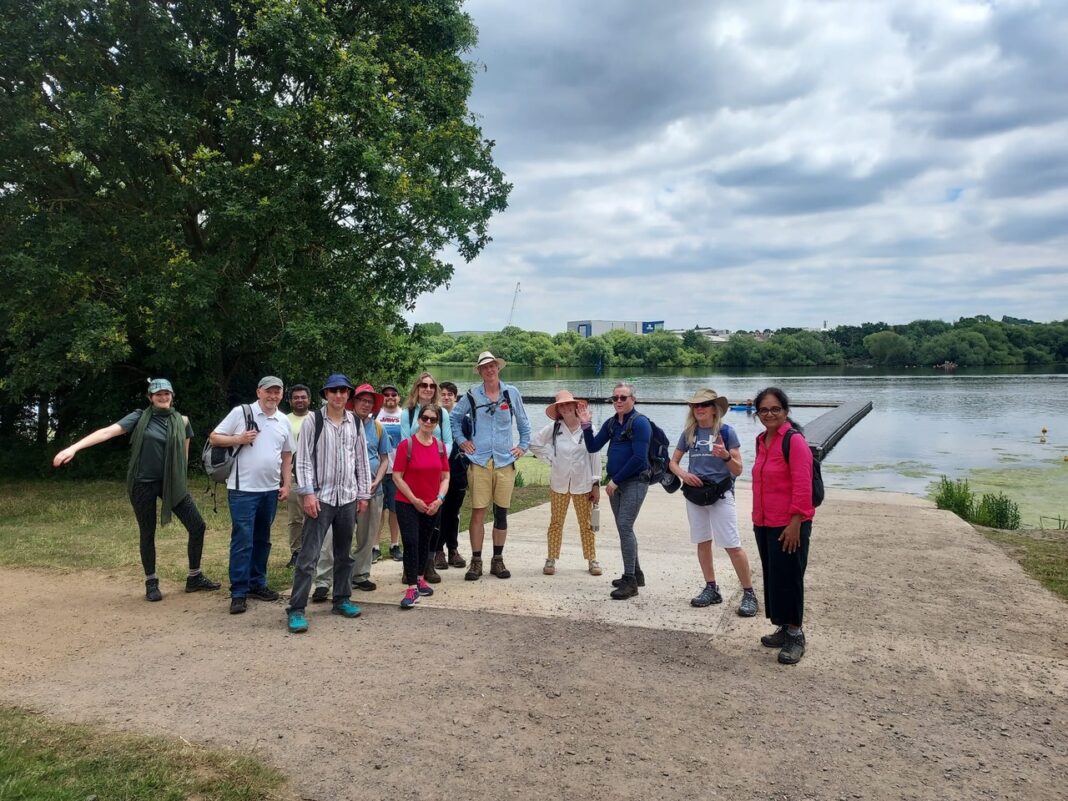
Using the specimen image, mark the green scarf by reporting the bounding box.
[126,406,188,526]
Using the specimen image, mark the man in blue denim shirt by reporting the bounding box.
[450,351,531,581]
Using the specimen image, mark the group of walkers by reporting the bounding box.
[52,351,816,664]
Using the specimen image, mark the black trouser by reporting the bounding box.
[129,481,206,576]
[754,521,812,627]
[434,475,467,554]
[396,502,438,582]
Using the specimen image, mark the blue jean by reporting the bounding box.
[608,478,648,576]
[228,490,278,598]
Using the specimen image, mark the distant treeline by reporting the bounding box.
[417,316,1068,369]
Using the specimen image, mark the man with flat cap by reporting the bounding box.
[211,375,295,615]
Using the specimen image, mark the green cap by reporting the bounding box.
[147,378,174,395]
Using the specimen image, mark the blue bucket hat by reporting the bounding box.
[320,373,355,398]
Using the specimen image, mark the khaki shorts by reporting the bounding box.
[468,459,516,510]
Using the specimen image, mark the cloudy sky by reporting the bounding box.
[409,0,1068,333]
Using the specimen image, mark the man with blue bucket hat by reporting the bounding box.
[285,373,371,633]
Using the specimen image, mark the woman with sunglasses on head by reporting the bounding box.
[751,387,815,665]
[400,372,453,582]
[51,378,220,602]
[668,389,758,616]
[392,403,451,609]
[579,382,650,600]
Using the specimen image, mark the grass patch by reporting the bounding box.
[0,705,288,801]
[974,527,1068,602]
[0,480,553,585]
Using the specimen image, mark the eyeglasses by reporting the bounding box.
[419,415,438,424]
[383,392,398,397]
[757,406,784,416]
[418,382,437,389]
[690,400,717,409]
[610,395,632,402]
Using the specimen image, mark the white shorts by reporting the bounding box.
[685,491,741,548]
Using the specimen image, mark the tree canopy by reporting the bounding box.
[0,0,510,455]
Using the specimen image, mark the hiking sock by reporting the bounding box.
[742,586,754,593]
[787,626,803,636]
[492,545,504,557]
[188,569,201,577]
[145,573,158,581]
[472,550,482,558]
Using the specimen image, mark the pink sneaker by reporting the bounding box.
[400,587,419,609]
[416,577,434,597]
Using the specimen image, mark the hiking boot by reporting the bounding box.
[229,597,247,614]
[371,547,381,564]
[352,580,377,592]
[761,627,788,648]
[285,551,298,569]
[490,555,511,579]
[416,577,434,597]
[609,575,639,600]
[737,589,758,617]
[400,587,419,609]
[465,557,483,581]
[389,544,403,561]
[691,583,723,607]
[434,551,449,570]
[588,560,603,576]
[448,550,466,568]
[248,585,280,602]
[287,611,308,633]
[778,630,806,665]
[612,569,645,588]
[424,558,441,584]
[311,586,330,603]
[185,573,221,593]
[543,558,556,575]
[332,600,362,618]
[145,578,162,602]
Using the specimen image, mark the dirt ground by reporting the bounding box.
[2,485,1066,801]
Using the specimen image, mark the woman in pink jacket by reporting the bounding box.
[751,387,815,665]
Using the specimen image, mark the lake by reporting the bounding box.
[431,365,1068,526]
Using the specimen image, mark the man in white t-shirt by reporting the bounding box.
[375,384,403,562]
[210,375,295,615]
[284,384,312,568]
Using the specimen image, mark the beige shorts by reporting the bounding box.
[468,459,517,510]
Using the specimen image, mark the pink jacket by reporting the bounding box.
[752,422,815,526]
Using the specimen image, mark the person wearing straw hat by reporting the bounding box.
[530,390,602,576]
[449,351,531,581]
[668,388,758,617]
[53,378,220,602]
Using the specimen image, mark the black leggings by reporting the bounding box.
[395,501,438,582]
[129,481,206,576]
[754,521,812,627]
[434,479,467,553]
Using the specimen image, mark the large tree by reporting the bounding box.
[0,0,509,447]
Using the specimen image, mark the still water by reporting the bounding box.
[433,365,1068,518]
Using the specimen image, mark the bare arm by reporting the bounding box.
[53,424,125,467]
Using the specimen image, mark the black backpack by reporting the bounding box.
[611,413,670,486]
[782,427,825,508]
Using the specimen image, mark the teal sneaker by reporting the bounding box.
[331,600,362,618]
[287,611,308,633]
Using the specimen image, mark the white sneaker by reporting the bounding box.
[543,558,556,575]
[588,560,603,576]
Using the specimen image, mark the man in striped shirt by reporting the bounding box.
[285,373,372,633]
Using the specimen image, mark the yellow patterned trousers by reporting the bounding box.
[547,490,596,560]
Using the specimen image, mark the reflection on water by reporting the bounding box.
[432,365,1068,511]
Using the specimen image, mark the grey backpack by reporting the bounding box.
[202,404,256,486]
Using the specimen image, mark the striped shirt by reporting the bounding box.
[295,410,372,506]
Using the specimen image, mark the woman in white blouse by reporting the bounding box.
[530,390,603,576]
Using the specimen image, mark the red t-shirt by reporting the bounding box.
[394,436,449,506]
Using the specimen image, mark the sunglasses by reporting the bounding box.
[383,392,398,397]
[418,382,437,389]
[325,387,349,395]
[610,395,632,402]
[690,400,718,409]
[419,415,438,424]
[757,406,784,416]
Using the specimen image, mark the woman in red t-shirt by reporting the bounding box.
[392,402,451,609]
[752,386,815,665]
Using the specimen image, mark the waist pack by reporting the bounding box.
[681,475,734,506]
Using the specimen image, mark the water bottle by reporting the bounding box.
[591,502,600,532]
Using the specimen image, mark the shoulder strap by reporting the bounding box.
[312,410,325,491]
[552,419,562,455]
[234,404,255,491]
[503,388,514,418]
[466,391,477,436]
[374,419,383,440]
[782,428,794,463]
[407,407,416,426]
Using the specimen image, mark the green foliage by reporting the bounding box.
[864,330,914,365]
[973,492,1022,530]
[0,0,510,456]
[933,476,1021,530]
[513,469,526,488]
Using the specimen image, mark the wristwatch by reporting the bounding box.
[437,494,446,501]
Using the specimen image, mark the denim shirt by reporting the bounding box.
[450,382,531,468]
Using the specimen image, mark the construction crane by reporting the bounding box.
[506,281,521,327]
